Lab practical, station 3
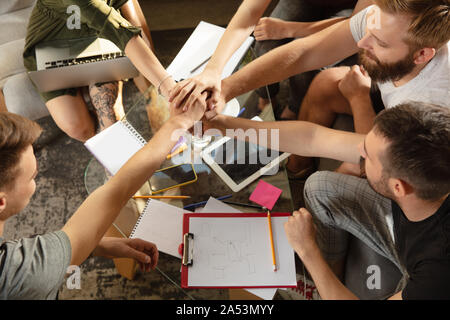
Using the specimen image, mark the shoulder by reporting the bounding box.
[0,231,72,300]
[349,5,375,42]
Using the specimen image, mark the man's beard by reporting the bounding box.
[358,49,417,83]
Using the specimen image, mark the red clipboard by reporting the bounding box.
[181,212,297,289]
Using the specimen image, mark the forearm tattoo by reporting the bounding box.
[89,82,119,130]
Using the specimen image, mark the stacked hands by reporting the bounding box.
[166,61,372,127]
[108,64,371,273]
[166,72,226,128]
[158,12,372,263]
[161,51,372,257]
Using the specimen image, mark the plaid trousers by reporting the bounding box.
[303,171,408,292]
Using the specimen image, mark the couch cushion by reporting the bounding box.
[0,0,36,16]
[0,6,34,45]
[0,38,27,85]
[3,72,49,120]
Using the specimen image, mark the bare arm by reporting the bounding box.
[124,36,175,97]
[285,209,359,300]
[205,0,271,74]
[220,19,359,105]
[62,0,174,96]
[286,207,401,300]
[120,0,155,52]
[338,65,376,134]
[300,241,359,299]
[62,100,206,265]
[206,114,363,164]
[255,0,372,46]
[169,0,271,110]
[281,17,347,39]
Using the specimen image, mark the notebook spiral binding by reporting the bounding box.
[129,199,152,238]
[121,119,147,147]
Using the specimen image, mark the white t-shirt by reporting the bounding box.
[350,6,450,109]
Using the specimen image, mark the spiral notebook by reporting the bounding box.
[84,120,146,175]
[130,199,187,258]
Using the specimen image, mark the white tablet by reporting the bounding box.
[201,118,290,192]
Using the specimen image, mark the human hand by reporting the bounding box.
[254,17,290,41]
[93,237,159,272]
[338,65,372,103]
[174,92,208,130]
[284,208,318,258]
[201,112,227,135]
[168,68,221,112]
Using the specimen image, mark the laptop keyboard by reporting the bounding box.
[44,52,125,69]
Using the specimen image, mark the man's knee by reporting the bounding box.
[303,171,342,224]
[307,67,350,101]
[300,67,353,120]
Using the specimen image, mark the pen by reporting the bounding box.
[237,107,246,117]
[264,207,277,272]
[183,195,232,210]
[223,201,262,210]
[132,195,191,199]
[190,56,211,74]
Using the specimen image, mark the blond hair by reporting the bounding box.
[374,0,450,49]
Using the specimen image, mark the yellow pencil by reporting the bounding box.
[166,144,187,160]
[132,195,191,199]
[266,209,277,272]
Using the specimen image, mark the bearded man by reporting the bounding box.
[287,0,450,176]
[190,0,449,178]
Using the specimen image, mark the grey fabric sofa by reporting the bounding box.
[0,0,49,120]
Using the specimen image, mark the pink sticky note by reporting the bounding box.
[249,180,282,211]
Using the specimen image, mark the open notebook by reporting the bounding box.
[130,199,188,258]
[84,120,145,175]
[167,21,254,81]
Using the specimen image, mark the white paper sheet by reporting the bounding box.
[130,200,189,258]
[187,215,296,289]
[167,21,254,82]
[200,197,284,300]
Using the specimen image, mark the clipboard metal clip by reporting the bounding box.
[182,233,194,266]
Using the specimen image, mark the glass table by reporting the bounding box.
[84,48,295,300]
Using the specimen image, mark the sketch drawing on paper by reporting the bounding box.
[197,221,257,279]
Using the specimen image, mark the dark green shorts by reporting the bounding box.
[23,0,141,103]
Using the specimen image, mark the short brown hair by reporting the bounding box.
[373,102,450,201]
[0,112,42,190]
[374,0,450,49]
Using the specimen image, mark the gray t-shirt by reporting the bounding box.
[0,231,72,300]
[350,6,450,109]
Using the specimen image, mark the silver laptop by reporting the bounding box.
[28,37,139,92]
